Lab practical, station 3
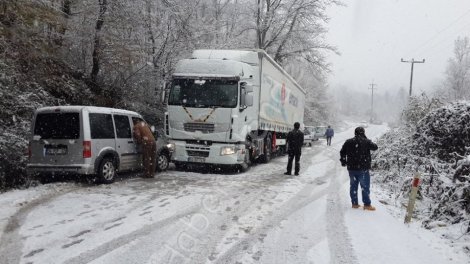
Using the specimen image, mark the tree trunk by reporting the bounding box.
[90,0,107,93]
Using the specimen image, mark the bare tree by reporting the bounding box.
[445,36,470,101]
[90,0,107,92]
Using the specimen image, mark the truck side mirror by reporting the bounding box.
[161,81,171,103]
[161,90,166,103]
[240,82,253,111]
[245,93,253,107]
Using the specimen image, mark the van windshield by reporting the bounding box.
[168,79,238,108]
[34,113,80,139]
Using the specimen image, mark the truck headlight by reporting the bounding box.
[220,146,236,155]
[166,143,175,152]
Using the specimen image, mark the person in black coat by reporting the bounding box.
[340,126,378,210]
[285,122,304,176]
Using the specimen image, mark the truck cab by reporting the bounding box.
[164,50,305,171]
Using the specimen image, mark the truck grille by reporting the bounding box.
[184,122,214,133]
[187,150,210,157]
[186,145,210,157]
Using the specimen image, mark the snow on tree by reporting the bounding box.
[374,99,470,233]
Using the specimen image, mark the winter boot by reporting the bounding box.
[363,205,376,211]
[352,204,361,209]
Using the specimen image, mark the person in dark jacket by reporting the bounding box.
[285,122,304,176]
[340,126,378,210]
[325,125,334,146]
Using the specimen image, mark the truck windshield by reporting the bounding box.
[168,79,238,108]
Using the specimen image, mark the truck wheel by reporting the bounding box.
[239,149,251,172]
[261,136,272,163]
[98,157,116,184]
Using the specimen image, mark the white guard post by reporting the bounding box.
[404,172,421,223]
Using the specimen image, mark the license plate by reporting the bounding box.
[188,157,205,163]
[45,147,67,155]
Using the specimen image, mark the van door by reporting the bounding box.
[89,113,116,167]
[30,112,83,165]
[113,114,138,171]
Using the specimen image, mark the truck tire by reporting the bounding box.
[97,157,116,184]
[261,136,272,163]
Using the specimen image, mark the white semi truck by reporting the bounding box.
[164,49,306,170]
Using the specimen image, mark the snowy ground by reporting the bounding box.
[0,123,469,264]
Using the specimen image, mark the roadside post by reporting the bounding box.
[404,172,421,223]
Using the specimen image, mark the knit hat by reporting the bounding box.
[355,126,365,135]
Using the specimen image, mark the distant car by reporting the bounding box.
[303,126,318,146]
[152,129,174,172]
[315,126,327,138]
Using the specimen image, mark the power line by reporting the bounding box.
[415,20,470,57]
[407,7,470,56]
[369,82,377,123]
[401,58,426,97]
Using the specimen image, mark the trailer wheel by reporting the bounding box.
[261,135,272,163]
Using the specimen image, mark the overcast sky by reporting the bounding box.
[326,0,470,96]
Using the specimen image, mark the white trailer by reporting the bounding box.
[164,49,306,170]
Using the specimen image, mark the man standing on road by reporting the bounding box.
[133,118,157,178]
[285,122,304,176]
[340,127,378,210]
[325,125,334,146]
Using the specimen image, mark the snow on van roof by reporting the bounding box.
[35,106,141,116]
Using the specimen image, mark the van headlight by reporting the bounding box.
[220,146,236,155]
[166,143,175,152]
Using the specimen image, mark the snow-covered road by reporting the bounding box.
[0,124,468,264]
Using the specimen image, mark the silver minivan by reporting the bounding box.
[27,106,166,183]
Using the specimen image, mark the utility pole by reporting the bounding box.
[369,82,377,123]
[401,58,425,97]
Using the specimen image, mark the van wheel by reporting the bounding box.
[98,157,116,184]
[157,153,169,172]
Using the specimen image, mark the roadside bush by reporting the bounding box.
[373,100,470,229]
[413,101,470,162]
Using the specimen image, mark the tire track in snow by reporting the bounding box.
[0,185,77,264]
[325,155,359,264]
[212,154,336,263]
[63,205,201,264]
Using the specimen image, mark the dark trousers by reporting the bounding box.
[286,152,301,174]
[326,136,332,146]
[348,170,371,205]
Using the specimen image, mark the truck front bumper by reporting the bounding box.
[170,140,247,165]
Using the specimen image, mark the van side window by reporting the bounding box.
[90,113,115,139]
[114,115,131,138]
[132,117,143,124]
